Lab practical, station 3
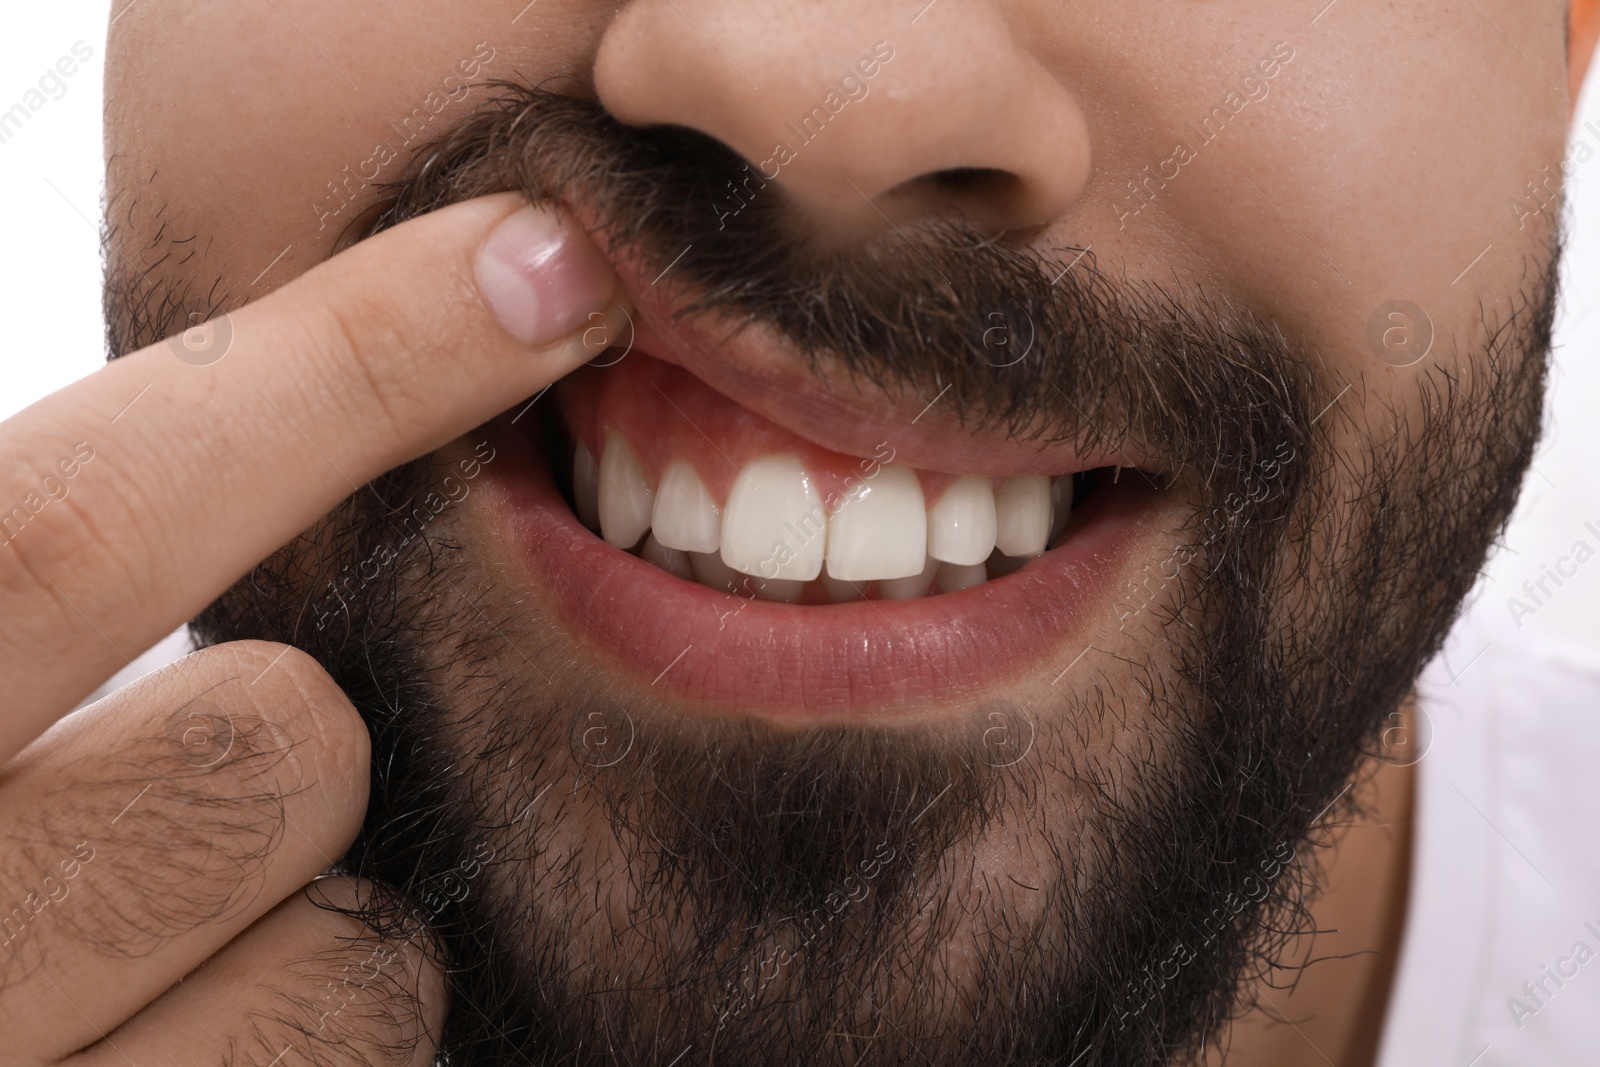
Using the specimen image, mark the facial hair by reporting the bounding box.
[111,84,1557,1066]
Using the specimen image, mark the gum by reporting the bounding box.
[553,354,972,510]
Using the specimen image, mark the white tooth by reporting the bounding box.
[927,476,997,566]
[825,465,926,581]
[1049,476,1072,545]
[720,455,827,581]
[572,442,601,530]
[934,561,988,593]
[652,460,722,553]
[751,577,806,603]
[821,563,867,603]
[690,550,749,595]
[641,533,695,581]
[994,475,1051,557]
[879,556,939,600]
[599,431,654,549]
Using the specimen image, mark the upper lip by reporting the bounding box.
[578,216,1165,480]
[476,207,1181,717]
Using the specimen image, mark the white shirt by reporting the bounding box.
[1376,602,1600,1065]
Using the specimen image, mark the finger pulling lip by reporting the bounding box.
[480,415,1172,722]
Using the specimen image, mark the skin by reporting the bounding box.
[0,195,617,1060]
[0,0,1589,1062]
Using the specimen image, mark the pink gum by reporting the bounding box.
[553,356,974,508]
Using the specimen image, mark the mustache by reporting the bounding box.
[359,83,1319,489]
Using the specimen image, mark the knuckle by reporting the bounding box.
[12,719,293,962]
[295,292,428,441]
[238,879,443,1066]
[183,641,371,799]
[0,646,369,964]
[0,451,152,613]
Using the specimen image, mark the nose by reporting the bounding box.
[593,0,1091,235]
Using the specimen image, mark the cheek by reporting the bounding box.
[1052,2,1565,410]
[1246,20,1562,377]
[106,0,598,305]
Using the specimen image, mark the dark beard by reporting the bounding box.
[164,86,1558,1065]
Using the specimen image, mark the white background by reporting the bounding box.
[2,3,1599,664]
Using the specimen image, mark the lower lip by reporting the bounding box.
[480,419,1168,723]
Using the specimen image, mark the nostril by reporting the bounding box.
[927,167,1016,197]
[882,167,1033,232]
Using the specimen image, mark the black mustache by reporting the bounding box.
[362,83,1318,491]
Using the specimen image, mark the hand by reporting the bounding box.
[0,194,623,1064]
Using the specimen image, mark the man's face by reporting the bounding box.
[105,2,1570,1063]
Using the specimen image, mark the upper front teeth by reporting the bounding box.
[825,465,926,581]
[720,455,827,581]
[583,433,1069,587]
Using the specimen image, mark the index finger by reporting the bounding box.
[0,193,626,760]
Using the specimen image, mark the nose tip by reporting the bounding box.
[593,0,1091,235]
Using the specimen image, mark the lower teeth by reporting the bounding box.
[637,549,1038,603]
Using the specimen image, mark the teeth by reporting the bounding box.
[994,475,1051,557]
[821,563,867,603]
[582,433,1084,598]
[599,431,654,549]
[824,465,926,581]
[641,533,695,581]
[653,460,722,553]
[927,476,998,566]
[1049,476,1071,546]
[879,557,939,600]
[935,561,988,593]
[687,551,809,602]
[720,455,827,582]
[572,443,601,530]
[690,550,746,594]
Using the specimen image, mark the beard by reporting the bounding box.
[151,86,1559,1065]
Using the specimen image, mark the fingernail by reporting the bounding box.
[476,204,618,347]
[565,291,637,364]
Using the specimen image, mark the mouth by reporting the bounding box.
[477,248,1184,723]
